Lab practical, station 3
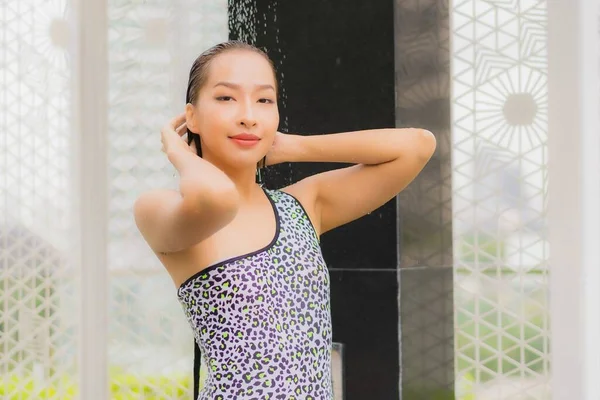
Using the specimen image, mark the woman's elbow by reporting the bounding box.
[417,129,437,160]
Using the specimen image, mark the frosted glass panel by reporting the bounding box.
[451,1,550,398]
[107,1,227,397]
[0,0,78,398]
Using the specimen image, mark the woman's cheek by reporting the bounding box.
[198,113,227,132]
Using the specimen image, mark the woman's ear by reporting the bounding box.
[185,103,198,134]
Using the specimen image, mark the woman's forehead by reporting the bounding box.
[207,51,276,87]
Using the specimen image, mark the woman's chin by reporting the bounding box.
[222,156,265,171]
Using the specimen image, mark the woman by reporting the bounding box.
[134,41,436,399]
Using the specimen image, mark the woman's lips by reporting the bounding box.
[229,137,260,147]
[231,133,259,140]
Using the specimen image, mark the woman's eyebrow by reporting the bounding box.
[213,82,275,91]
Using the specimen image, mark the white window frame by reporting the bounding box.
[547,0,600,399]
[72,0,109,398]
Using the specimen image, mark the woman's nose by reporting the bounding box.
[238,102,257,128]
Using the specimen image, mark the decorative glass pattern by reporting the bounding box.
[0,0,78,398]
[107,0,227,397]
[452,1,550,398]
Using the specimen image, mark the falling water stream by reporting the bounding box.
[229,0,292,185]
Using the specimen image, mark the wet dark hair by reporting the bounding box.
[185,40,278,157]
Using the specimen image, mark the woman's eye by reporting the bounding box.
[216,96,233,101]
[258,98,274,104]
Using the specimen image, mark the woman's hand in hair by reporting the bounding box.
[161,113,194,155]
[265,131,297,166]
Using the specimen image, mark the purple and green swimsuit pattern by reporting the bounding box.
[177,188,333,399]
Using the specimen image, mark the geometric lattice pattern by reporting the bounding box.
[394,1,455,398]
[107,1,227,398]
[395,0,454,271]
[452,1,550,398]
[400,268,454,398]
[0,0,78,398]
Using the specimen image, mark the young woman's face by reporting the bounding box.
[188,50,279,169]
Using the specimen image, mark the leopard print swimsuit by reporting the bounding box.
[177,188,333,399]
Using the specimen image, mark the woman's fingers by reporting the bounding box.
[176,122,187,136]
[162,114,186,138]
[161,114,194,155]
[170,113,186,130]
